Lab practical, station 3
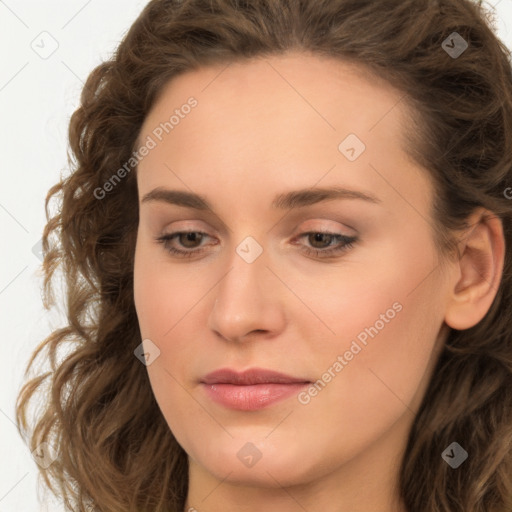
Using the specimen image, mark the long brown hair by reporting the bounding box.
[16,0,512,510]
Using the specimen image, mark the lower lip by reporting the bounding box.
[201,382,309,411]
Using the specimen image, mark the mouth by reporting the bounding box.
[200,367,311,411]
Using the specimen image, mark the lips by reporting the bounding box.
[200,368,311,411]
[201,368,310,385]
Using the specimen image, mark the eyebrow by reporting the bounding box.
[140,185,381,211]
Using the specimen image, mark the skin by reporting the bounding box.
[133,52,504,512]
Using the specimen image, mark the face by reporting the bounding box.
[133,52,452,492]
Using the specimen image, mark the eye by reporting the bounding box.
[294,232,358,258]
[155,231,214,258]
[155,230,358,259]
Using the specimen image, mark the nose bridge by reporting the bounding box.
[217,234,269,312]
[208,234,285,341]
[237,240,267,289]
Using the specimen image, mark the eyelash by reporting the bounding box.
[155,230,357,259]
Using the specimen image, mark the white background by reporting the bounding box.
[1,1,511,510]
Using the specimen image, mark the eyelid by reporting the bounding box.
[291,219,357,238]
[158,218,357,244]
[161,219,213,231]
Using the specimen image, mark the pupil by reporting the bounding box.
[311,233,332,248]
[181,232,202,247]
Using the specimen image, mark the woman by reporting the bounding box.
[16,0,512,511]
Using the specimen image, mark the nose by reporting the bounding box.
[207,245,287,343]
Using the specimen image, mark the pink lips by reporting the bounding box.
[200,368,310,411]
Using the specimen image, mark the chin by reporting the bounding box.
[189,437,322,488]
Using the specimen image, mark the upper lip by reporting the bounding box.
[201,367,311,385]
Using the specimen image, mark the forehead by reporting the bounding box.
[141,51,409,140]
[136,52,430,216]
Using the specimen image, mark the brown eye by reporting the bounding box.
[178,232,204,248]
[295,231,358,258]
[308,233,336,249]
[156,231,215,258]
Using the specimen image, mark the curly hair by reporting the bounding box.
[16,0,512,510]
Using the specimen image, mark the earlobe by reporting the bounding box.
[444,209,505,331]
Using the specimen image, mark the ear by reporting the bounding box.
[444,208,505,330]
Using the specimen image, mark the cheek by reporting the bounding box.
[299,234,445,431]
[133,247,206,445]
[295,291,443,469]
[133,237,211,340]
